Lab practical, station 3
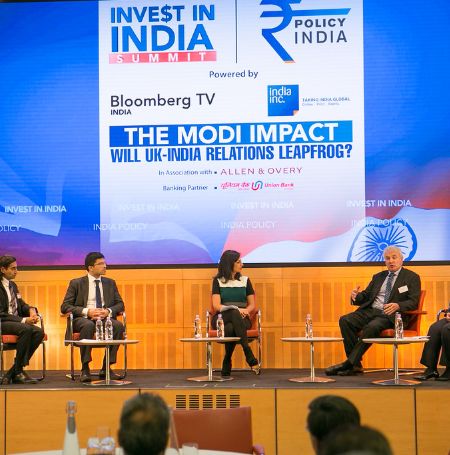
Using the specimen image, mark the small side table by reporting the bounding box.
[362,336,429,386]
[281,337,343,383]
[180,337,240,382]
[65,339,139,386]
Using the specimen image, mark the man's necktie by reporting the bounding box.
[9,282,18,316]
[384,272,395,304]
[94,279,102,308]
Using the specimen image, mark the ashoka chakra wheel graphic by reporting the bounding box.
[347,218,417,262]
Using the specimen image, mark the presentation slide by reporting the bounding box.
[0,0,449,265]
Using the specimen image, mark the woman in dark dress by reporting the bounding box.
[211,250,260,378]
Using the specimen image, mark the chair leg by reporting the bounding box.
[257,335,262,368]
[113,344,128,380]
[69,343,75,380]
[122,343,128,379]
[35,341,46,381]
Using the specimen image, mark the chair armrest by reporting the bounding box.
[119,311,127,338]
[404,310,427,315]
[252,444,265,455]
[61,312,74,345]
[36,311,45,333]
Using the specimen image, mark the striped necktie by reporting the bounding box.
[384,272,395,304]
[9,282,18,316]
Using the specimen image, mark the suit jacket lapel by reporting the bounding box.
[81,276,89,306]
[390,268,405,298]
[102,279,111,306]
[372,271,388,301]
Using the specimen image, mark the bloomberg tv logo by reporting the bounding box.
[109,4,217,64]
[268,85,299,116]
[260,0,350,62]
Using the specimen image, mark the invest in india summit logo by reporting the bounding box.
[109,4,217,64]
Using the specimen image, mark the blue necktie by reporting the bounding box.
[94,279,102,308]
[384,272,395,304]
[9,282,18,315]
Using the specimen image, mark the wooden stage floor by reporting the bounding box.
[1,368,449,455]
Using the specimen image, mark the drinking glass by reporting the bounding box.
[182,442,199,455]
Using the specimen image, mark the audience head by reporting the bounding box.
[216,249,242,281]
[319,424,393,455]
[307,395,361,454]
[118,393,170,455]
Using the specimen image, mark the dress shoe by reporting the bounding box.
[325,361,352,376]
[337,367,362,377]
[1,374,14,385]
[251,364,261,375]
[1,366,16,384]
[12,372,38,384]
[80,370,92,383]
[435,369,450,381]
[414,368,439,381]
[22,371,38,382]
[98,369,122,380]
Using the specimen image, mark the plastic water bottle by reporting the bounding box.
[395,312,404,339]
[194,314,202,339]
[217,314,225,338]
[104,316,113,341]
[95,318,104,341]
[305,313,313,338]
[205,310,210,338]
[62,401,80,455]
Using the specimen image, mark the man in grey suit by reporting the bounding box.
[326,245,421,376]
[61,252,125,382]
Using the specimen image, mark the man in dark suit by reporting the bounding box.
[0,255,44,384]
[61,252,125,383]
[326,246,421,376]
[414,309,450,381]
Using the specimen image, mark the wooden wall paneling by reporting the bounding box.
[14,265,450,371]
[276,388,416,455]
[183,278,215,369]
[155,388,276,455]
[416,389,450,455]
[5,389,137,454]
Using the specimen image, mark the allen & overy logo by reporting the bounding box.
[260,0,350,62]
[109,4,217,64]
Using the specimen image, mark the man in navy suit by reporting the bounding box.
[61,252,125,382]
[326,246,421,376]
[0,255,44,384]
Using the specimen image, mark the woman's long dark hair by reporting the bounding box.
[215,250,241,282]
